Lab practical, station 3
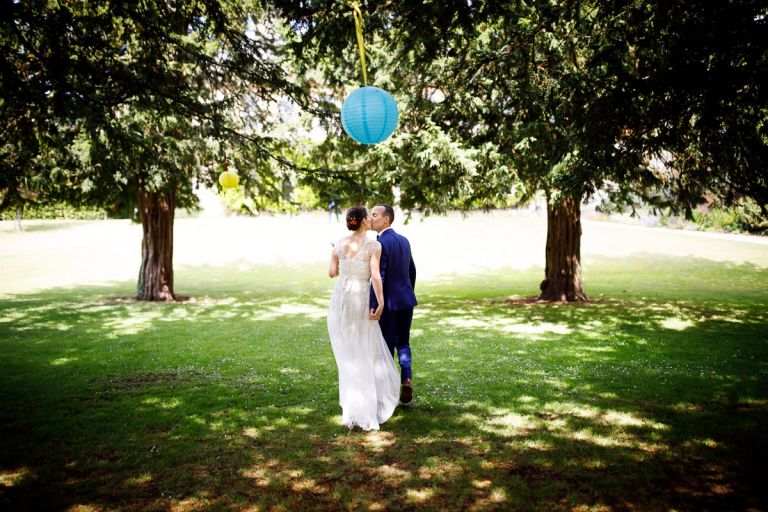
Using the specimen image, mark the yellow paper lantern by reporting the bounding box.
[218,170,239,189]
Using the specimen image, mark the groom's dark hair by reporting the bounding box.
[381,205,395,225]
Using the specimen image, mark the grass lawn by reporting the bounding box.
[1,212,767,511]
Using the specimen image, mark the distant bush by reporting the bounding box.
[219,183,320,215]
[2,203,107,221]
[692,197,768,235]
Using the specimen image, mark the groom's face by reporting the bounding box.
[370,206,389,233]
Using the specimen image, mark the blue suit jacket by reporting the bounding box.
[370,228,417,311]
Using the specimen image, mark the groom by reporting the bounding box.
[369,205,417,404]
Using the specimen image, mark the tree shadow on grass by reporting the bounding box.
[1,257,767,510]
[1,374,765,511]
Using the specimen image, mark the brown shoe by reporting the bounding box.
[399,379,413,405]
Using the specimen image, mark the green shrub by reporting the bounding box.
[692,197,768,234]
[734,197,768,234]
[9,203,107,220]
[693,208,742,232]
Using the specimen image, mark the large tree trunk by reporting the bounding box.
[538,192,588,302]
[137,187,176,301]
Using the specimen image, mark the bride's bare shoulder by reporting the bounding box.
[338,235,371,256]
[337,235,358,253]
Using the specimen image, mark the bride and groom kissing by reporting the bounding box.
[327,204,417,431]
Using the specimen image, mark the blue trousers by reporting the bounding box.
[379,307,413,383]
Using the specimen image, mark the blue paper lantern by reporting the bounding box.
[341,86,399,144]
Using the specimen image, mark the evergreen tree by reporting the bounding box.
[275,0,768,301]
[1,0,305,299]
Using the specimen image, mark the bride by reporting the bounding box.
[327,205,400,430]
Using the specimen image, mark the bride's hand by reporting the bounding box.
[370,305,383,320]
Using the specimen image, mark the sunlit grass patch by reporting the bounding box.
[124,473,153,486]
[51,356,79,366]
[406,487,435,503]
[66,504,102,512]
[658,317,696,330]
[0,467,33,487]
[142,397,183,409]
[375,464,411,484]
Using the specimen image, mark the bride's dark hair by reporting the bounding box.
[345,205,368,231]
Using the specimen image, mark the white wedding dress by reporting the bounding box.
[327,238,400,430]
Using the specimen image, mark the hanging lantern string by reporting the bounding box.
[350,2,368,86]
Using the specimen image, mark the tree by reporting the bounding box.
[274,0,768,301]
[1,0,305,299]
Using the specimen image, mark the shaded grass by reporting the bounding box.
[1,255,767,511]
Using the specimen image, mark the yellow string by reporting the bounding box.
[350,2,368,86]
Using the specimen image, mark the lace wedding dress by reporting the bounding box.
[327,238,400,430]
